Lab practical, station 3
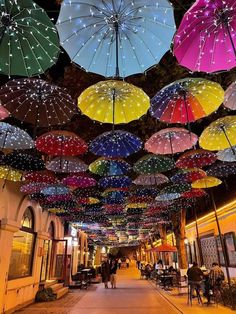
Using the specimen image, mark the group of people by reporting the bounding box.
[187,261,225,304]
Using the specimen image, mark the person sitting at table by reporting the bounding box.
[156,259,164,274]
[205,262,225,304]
[187,262,204,298]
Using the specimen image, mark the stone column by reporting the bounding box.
[0,219,20,313]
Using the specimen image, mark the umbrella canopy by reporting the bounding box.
[78,80,149,124]
[0,106,9,120]
[181,188,207,199]
[0,79,77,127]
[145,127,198,155]
[132,187,159,198]
[156,183,191,201]
[217,146,236,162]
[74,187,100,199]
[150,78,224,124]
[62,174,97,189]
[24,170,58,184]
[176,149,217,169]
[41,185,70,196]
[0,166,23,182]
[0,122,34,149]
[207,162,236,178]
[224,81,236,111]
[133,154,175,174]
[46,156,87,173]
[89,157,130,176]
[199,116,236,151]
[192,176,222,189]
[153,244,177,252]
[171,168,207,184]
[56,0,176,78]
[20,182,49,194]
[133,174,169,186]
[99,176,132,189]
[3,152,45,171]
[173,0,236,73]
[90,130,142,158]
[36,130,87,156]
[0,0,60,76]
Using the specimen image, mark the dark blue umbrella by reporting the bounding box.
[98,176,132,189]
[89,130,142,158]
[3,152,45,171]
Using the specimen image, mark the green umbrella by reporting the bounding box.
[0,0,60,76]
[133,154,175,174]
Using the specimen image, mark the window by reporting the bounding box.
[8,207,35,280]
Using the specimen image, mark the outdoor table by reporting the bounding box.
[159,275,174,290]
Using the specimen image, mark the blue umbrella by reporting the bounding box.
[41,185,70,196]
[99,176,132,189]
[90,130,142,158]
[56,0,176,78]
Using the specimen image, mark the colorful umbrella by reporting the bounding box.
[99,176,132,189]
[224,81,236,111]
[159,183,191,195]
[0,166,23,182]
[0,106,9,120]
[46,156,87,173]
[173,0,236,73]
[199,116,236,152]
[153,244,177,252]
[133,154,175,174]
[217,146,236,162]
[20,182,49,194]
[74,187,100,199]
[145,127,198,155]
[78,80,149,124]
[150,78,224,124]
[77,197,100,205]
[46,194,74,203]
[24,170,58,184]
[171,168,207,184]
[36,131,87,156]
[3,152,45,171]
[62,174,97,189]
[41,185,70,196]
[133,174,169,186]
[56,0,176,78]
[176,149,217,169]
[0,122,34,149]
[0,0,60,76]
[0,79,76,127]
[192,176,222,189]
[207,162,236,178]
[89,157,130,176]
[181,188,207,200]
[132,187,160,198]
[90,130,142,158]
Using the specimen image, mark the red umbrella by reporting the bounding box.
[145,127,198,155]
[176,149,217,169]
[24,170,58,184]
[171,168,207,183]
[181,188,207,199]
[153,244,177,252]
[62,173,97,188]
[36,130,87,156]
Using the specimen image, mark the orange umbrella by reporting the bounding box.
[152,244,177,252]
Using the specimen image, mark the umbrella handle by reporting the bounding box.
[224,20,236,58]
[114,19,120,78]
[220,125,236,156]
[183,93,192,136]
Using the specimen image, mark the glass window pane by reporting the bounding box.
[8,230,35,280]
[21,207,34,229]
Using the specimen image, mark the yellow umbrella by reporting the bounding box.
[126,203,148,209]
[191,176,222,189]
[0,166,23,182]
[199,116,236,151]
[78,80,150,124]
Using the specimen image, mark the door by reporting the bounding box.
[40,240,52,282]
[49,239,68,281]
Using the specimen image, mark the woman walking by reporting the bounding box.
[101,258,110,289]
[110,259,118,289]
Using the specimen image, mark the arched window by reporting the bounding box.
[48,221,55,239]
[8,207,36,280]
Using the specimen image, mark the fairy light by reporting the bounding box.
[3,151,45,171]
[0,0,60,77]
[89,130,142,158]
[0,122,34,149]
[150,78,224,124]
[145,127,198,155]
[46,156,88,173]
[56,0,176,78]
[98,175,132,189]
[78,80,149,124]
[0,165,23,182]
[133,154,174,174]
[173,0,236,73]
[0,79,77,127]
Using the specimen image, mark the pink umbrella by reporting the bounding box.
[173,0,236,73]
[133,174,169,186]
[0,106,9,120]
[224,81,236,110]
[145,127,198,155]
[46,194,74,202]
[62,173,97,188]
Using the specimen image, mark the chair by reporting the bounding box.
[188,281,202,306]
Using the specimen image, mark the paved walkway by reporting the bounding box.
[17,266,232,314]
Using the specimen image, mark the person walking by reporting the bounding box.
[110,259,118,289]
[101,258,110,289]
[118,258,122,269]
[126,257,130,268]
